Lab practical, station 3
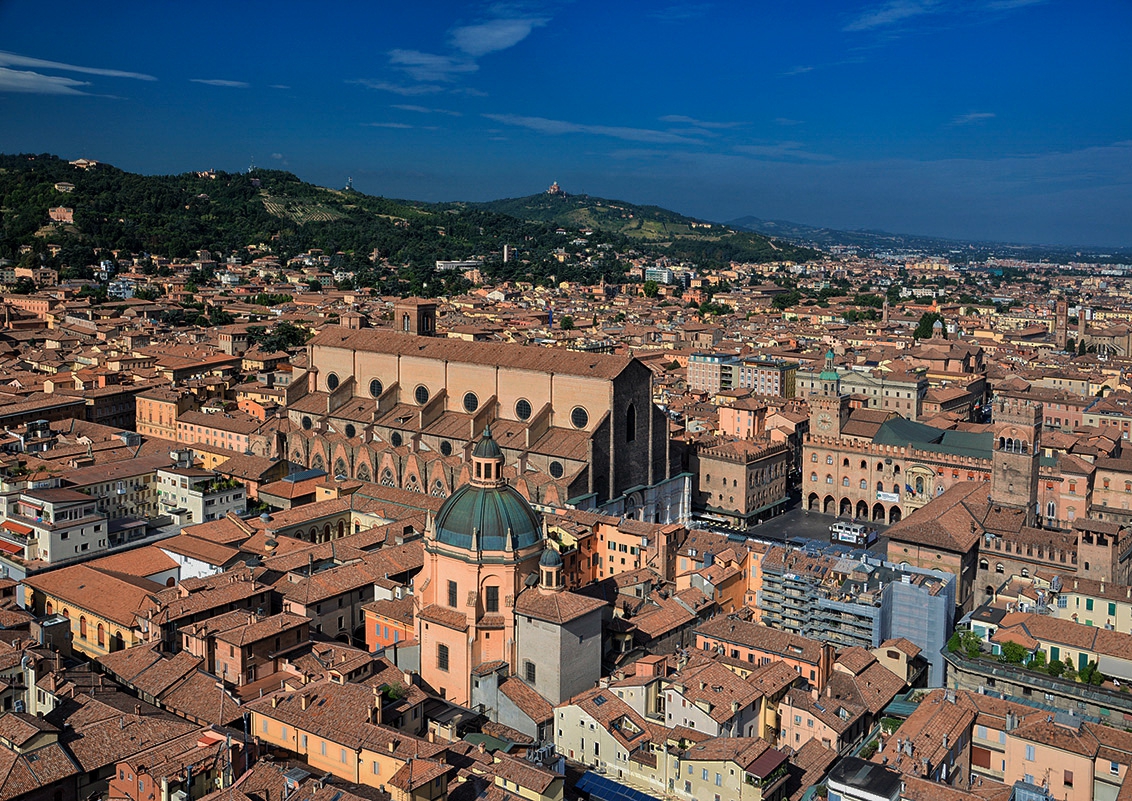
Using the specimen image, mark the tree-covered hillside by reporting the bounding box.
[0,154,815,295]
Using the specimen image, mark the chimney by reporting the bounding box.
[272,696,279,708]
[372,685,383,721]
[477,741,486,754]
[300,693,311,710]
[134,704,142,716]
[942,733,949,749]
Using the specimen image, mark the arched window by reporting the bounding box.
[826,455,834,465]
[811,453,818,462]
[625,404,636,443]
[842,458,850,468]
[876,481,884,492]
[1021,568,1029,578]
[979,558,988,569]
[876,462,884,472]
[356,463,371,482]
[842,477,850,487]
[826,474,833,484]
[995,563,1004,573]
[860,460,868,470]
[337,521,344,538]
[894,465,901,475]
[861,479,868,489]
[381,469,395,487]
[810,472,818,482]
[334,458,347,478]
[97,623,105,647]
[80,616,87,639]
[45,602,53,615]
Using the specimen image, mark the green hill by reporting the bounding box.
[0,154,816,296]
[475,191,816,264]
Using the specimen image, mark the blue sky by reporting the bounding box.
[1,0,1129,247]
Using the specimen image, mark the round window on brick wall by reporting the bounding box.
[369,379,383,398]
[570,406,589,429]
[515,398,532,421]
[440,441,453,456]
[344,424,356,438]
[463,392,479,413]
[301,416,312,430]
[414,385,430,405]
[391,432,403,447]
[326,373,339,391]
[549,461,564,479]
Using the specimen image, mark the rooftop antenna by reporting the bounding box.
[347,176,353,190]
[248,158,256,173]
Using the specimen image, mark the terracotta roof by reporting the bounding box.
[513,587,604,624]
[24,565,162,627]
[499,678,554,724]
[309,327,635,381]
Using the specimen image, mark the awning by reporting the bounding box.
[0,521,32,536]
[0,540,24,555]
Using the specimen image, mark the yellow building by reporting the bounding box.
[22,563,153,658]
[246,679,450,801]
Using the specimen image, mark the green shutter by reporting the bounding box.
[1079,652,1089,671]
[1086,598,1094,611]
[1110,602,1117,616]
[1050,646,1060,661]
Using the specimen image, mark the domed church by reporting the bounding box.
[415,427,603,708]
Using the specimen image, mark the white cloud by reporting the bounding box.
[844,0,942,32]
[350,79,445,96]
[0,51,156,81]
[364,122,415,129]
[388,49,477,82]
[952,111,996,125]
[392,104,462,116]
[659,115,741,129]
[782,65,814,76]
[0,66,90,95]
[190,78,250,88]
[775,118,803,126]
[734,142,834,161]
[483,113,702,144]
[451,17,548,57]
[650,4,714,22]
[269,84,291,90]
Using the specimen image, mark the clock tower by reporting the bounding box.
[810,349,849,438]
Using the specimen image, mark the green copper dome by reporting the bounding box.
[473,425,503,459]
[433,482,543,551]
[432,426,542,551]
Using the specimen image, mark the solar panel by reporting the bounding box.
[576,771,664,801]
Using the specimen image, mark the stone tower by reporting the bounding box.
[990,396,1043,524]
[809,349,850,439]
[1055,298,1068,351]
[393,297,437,336]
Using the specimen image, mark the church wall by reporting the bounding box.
[560,612,602,703]
[515,607,601,706]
